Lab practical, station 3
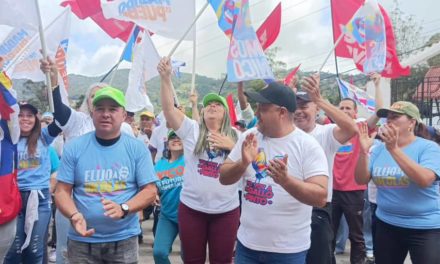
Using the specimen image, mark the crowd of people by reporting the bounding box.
[0,54,440,264]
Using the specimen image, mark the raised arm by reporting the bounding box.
[367,73,383,129]
[355,123,376,185]
[237,82,255,124]
[157,57,185,131]
[302,74,358,144]
[189,91,200,123]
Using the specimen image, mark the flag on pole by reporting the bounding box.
[101,0,196,40]
[0,0,39,31]
[61,0,134,42]
[226,93,238,126]
[284,64,301,86]
[125,30,160,113]
[6,8,71,105]
[337,77,375,113]
[332,0,410,78]
[0,28,35,70]
[256,2,282,51]
[226,0,274,82]
[208,0,240,38]
[121,26,142,62]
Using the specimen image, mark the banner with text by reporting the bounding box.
[226,0,274,82]
[102,0,195,40]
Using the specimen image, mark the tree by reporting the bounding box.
[389,0,425,59]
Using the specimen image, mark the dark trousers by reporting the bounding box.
[178,202,240,264]
[331,190,366,264]
[370,202,377,252]
[375,218,440,264]
[306,203,333,264]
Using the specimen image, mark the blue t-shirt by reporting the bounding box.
[48,146,60,174]
[57,132,157,243]
[155,156,184,223]
[370,137,440,229]
[17,128,55,191]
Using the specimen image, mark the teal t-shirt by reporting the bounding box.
[370,137,440,229]
[155,156,184,223]
[48,146,60,174]
[57,132,158,243]
[17,127,55,191]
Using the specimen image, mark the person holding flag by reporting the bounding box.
[158,57,240,263]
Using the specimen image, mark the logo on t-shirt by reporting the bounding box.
[156,165,184,192]
[197,159,221,178]
[244,180,274,205]
[372,167,410,188]
[18,151,41,170]
[83,163,130,195]
[252,148,268,182]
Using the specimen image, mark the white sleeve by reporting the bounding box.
[302,139,329,180]
[58,109,87,140]
[327,124,343,154]
[121,122,135,138]
[241,103,255,124]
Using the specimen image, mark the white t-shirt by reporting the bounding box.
[176,117,239,214]
[149,123,169,163]
[60,110,134,142]
[309,124,342,202]
[229,127,329,253]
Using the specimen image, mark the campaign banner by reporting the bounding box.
[102,0,195,40]
[226,0,274,82]
[208,0,240,38]
[0,28,35,70]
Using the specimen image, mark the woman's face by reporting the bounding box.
[386,112,416,135]
[203,101,225,125]
[19,108,36,136]
[168,136,183,152]
[87,86,103,112]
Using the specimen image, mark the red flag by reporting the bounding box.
[284,64,301,86]
[331,0,410,78]
[61,0,134,42]
[256,2,281,51]
[226,94,238,126]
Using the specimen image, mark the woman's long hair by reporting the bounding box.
[415,122,440,144]
[25,117,42,157]
[194,108,237,156]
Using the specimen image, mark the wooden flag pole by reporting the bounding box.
[318,33,344,73]
[35,0,54,112]
[190,27,197,94]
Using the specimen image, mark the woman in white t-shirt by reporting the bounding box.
[157,57,240,263]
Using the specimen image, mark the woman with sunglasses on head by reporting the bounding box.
[355,101,440,264]
[158,57,239,264]
[4,102,61,264]
[153,131,185,264]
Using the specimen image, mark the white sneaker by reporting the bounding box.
[48,248,56,263]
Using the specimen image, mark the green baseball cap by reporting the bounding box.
[377,101,422,123]
[202,93,229,111]
[92,86,126,108]
[167,130,179,140]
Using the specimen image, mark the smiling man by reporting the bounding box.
[54,86,158,264]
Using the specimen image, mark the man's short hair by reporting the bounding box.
[340,98,357,110]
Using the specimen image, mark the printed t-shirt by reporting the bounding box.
[229,127,329,253]
[155,156,184,223]
[57,132,157,243]
[369,137,440,229]
[175,116,239,214]
[17,127,56,191]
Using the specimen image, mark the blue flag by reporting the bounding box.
[122,26,141,62]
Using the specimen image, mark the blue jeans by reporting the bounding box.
[335,215,348,253]
[235,240,307,264]
[4,189,52,264]
[153,215,180,264]
[55,209,70,264]
[363,194,374,257]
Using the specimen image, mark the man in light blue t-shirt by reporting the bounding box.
[54,86,158,264]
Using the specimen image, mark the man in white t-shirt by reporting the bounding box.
[220,82,329,263]
[137,111,155,148]
[294,74,358,264]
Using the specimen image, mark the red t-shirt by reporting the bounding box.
[333,134,367,191]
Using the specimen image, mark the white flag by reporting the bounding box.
[0,28,36,70]
[125,30,160,113]
[7,8,71,105]
[0,0,39,31]
[101,0,195,40]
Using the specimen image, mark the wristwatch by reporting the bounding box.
[120,203,130,219]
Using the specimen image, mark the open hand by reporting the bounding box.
[378,124,399,151]
[71,213,95,237]
[301,73,321,103]
[358,122,377,154]
[241,133,258,166]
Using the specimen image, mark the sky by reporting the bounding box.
[0,0,438,79]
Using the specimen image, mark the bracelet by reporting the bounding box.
[69,211,80,219]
